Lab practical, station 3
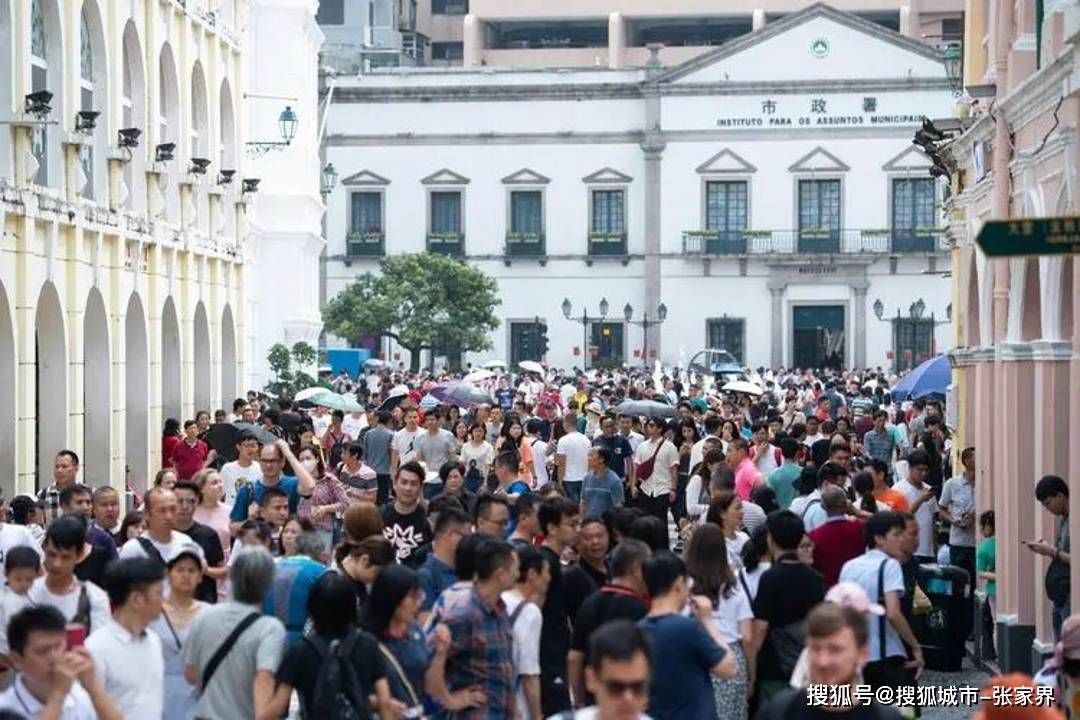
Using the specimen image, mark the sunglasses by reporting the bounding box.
[601,679,648,697]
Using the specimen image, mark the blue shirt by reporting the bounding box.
[230,476,303,521]
[637,613,724,720]
[418,555,458,613]
[580,469,624,518]
[838,549,905,661]
[263,555,327,645]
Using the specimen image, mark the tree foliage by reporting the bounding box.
[264,341,320,400]
[323,253,501,369]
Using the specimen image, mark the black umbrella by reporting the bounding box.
[203,423,240,464]
[232,422,280,446]
[614,399,678,420]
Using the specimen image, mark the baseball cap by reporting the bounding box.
[166,541,205,568]
[824,581,885,616]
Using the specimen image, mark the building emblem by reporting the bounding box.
[810,37,830,58]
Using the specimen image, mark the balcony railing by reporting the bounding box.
[505,232,546,256]
[427,233,464,256]
[587,231,628,256]
[347,231,385,257]
[681,228,947,256]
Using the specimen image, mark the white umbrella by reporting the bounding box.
[519,360,544,375]
[388,384,409,398]
[463,369,495,383]
[481,360,507,370]
[294,386,332,402]
[722,380,764,396]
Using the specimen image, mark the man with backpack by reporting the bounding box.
[502,545,551,720]
[26,516,111,635]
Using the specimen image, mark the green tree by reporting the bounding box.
[323,253,500,371]
[264,341,320,400]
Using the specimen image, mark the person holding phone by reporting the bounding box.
[1027,475,1071,640]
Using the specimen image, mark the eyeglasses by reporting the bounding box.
[601,679,648,698]
[176,498,197,507]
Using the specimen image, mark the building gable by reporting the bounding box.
[340,170,390,186]
[696,149,758,174]
[421,168,471,185]
[882,145,933,172]
[657,4,946,86]
[502,169,551,185]
[788,146,851,173]
[582,167,633,184]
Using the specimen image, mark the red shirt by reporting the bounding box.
[171,439,209,480]
[808,517,866,586]
[162,435,181,464]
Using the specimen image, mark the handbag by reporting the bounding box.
[636,440,665,480]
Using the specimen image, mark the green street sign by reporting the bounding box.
[976,217,1080,257]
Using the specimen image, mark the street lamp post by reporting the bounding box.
[623,302,668,366]
[562,297,608,369]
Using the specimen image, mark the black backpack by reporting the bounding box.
[304,630,369,720]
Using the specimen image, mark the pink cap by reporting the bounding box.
[825,581,886,616]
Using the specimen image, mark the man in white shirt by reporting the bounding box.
[802,416,825,448]
[341,409,367,439]
[893,450,938,563]
[689,416,722,472]
[838,511,925,687]
[390,407,421,477]
[556,415,593,504]
[309,405,331,438]
[219,431,262,505]
[617,415,644,453]
[503,545,551,720]
[86,558,165,719]
[27,517,111,635]
[631,418,680,527]
[118,488,193,592]
[525,419,550,487]
[0,496,42,583]
[0,605,121,720]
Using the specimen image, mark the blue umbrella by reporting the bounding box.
[890,354,951,401]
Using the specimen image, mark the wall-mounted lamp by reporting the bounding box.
[155,143,176,163]
[189,157,212,175]
[24,90,53,117]
[117,128,142,148]
[217,169,236,185]
[242,178,261,194]
[75,110,100,134]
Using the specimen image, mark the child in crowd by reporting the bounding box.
[0,546,43,663]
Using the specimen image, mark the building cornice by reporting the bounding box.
[331,77,952,105]
[949,347,995,366]
[996,341,1036,362]
[1029,340,1073,361]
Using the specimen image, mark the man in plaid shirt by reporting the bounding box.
[37,449,81,523]
[440,539,519,719]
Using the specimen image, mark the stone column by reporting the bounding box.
[852,283,868,369]
[608,12,625,69]
[642,137,664,364]
[768,284,784,367]
[463,14,483,67]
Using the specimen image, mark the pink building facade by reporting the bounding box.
[945,0,1079,672]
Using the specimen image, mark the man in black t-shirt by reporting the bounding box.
[755,602,902,720]
[568,538,651,708]
[381,461,433,568]
[593,416,633,480]
[562,517,609,623]
[172,481,226,603]
[751,510,826,701]
[537,497,581,716]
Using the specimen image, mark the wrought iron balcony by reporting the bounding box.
[427,233,464,256]
[346,231,385,257]
[587,232,628,256]
[505,232,546,256]
[681,228,947,256]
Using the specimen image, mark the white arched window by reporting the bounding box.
[78,3,107,201]
[121,21,146,212]
[30,0,64,186]
[191,62,210,236]
[157,44,181,223]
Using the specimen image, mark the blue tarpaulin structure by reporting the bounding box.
[891,354,951,401]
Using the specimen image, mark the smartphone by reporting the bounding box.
[65,624,86,650]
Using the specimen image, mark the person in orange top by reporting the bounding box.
[973,673,1064,720]
[870,459,910,512]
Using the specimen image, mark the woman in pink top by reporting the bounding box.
[192,468,232,600]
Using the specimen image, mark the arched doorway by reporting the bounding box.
[78,0,108,200]
[125,294,149,492]
[35,281,67,489]
[193,301,211,413]
[83,288,110,483]
[161,296,181,422]
[157,43,181,223]
[221,304,237,409]
[121,20,146,212]
[191,62,210,236]
[30,0,66,187]
[0,281,16,498]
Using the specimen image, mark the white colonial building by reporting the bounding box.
[0,0,250,494]
[323,4,956,371]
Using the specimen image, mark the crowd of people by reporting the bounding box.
[0,362,1070,720]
